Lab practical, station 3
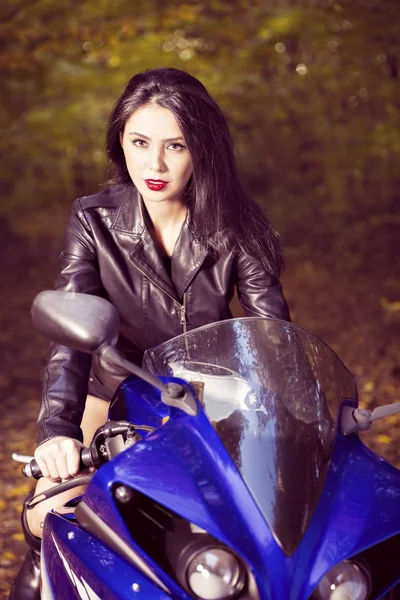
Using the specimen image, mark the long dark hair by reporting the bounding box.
[106,68,284,277]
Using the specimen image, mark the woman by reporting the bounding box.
[11,67,290,599]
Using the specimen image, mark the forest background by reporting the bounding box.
[0,0,399,594]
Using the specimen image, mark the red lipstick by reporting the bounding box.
[145,179,168,191]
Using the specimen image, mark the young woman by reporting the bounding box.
[11,67,290,599]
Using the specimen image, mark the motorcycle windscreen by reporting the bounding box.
[143,318,357,556]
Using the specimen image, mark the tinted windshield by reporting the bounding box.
[143,318,357,555]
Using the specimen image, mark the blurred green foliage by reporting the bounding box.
[1,0,399,238]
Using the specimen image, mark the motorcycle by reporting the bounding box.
[15,290,400,599]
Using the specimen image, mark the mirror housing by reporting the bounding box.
[31,290,120,354]
[31,290,198,415]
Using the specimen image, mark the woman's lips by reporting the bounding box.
[145,179,168,191]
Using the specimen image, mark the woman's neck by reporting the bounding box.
[142,197,187,258]
[142,197,187,231]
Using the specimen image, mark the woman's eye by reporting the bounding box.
[132,138,147,147]
[168,143,186,151]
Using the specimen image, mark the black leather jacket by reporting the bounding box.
[37,184,290,444]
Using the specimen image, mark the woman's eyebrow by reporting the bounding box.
[128,131,185,142]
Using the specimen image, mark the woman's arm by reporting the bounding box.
[236,252,290,321]
[37,198,106,445]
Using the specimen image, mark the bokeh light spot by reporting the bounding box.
[163,41,174,52]
[296,63,308,75]
[341,20,353,30]
[179,49,193,61]
[176,37,188,49]
[108,55,121,68]
[359,87,368,98]
[328,39,339,52]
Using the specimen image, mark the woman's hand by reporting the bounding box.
[34,436,84,482]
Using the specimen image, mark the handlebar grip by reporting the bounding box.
[23,447,95,480]
[22,460,42,479]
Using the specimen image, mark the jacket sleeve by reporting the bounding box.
[37,198,106,445]
[236,253,291,321]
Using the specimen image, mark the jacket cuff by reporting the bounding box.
[37,420,84,446]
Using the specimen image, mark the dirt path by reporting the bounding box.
[0,217,399,597]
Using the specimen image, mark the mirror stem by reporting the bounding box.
[99,346,197,416]
[100,345,171,396]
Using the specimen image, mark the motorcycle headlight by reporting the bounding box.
[186,547,245,600]
[313,560,371,600]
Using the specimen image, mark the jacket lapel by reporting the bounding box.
[129,234,179,301]
[171,219,208,299]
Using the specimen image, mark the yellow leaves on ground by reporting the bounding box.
[6,484,31,498]
[362,381,375,393]
[1,551,16,562]
[384,414,400,426]
[376,434,392,445]
[359,380,399,410]
[385,384,400,397]
[358,380,375,407]
[380,297,400,316]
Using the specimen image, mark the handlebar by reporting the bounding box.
[20,420,142,480]
[22,447,94,480]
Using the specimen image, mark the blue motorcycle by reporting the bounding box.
[20,291,400,599]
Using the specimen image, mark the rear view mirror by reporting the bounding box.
[31,290,120,354]
[31,290,198,415]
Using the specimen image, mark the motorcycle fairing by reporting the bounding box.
[41,510,173,599]
[84,398,290,599]
[109,375,170,428]
[83,383,400,600]
[288,427,400,598]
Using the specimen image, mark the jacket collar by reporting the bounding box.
[110,185,208,301]
[110,185,146,237]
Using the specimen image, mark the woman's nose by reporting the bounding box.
[148,148,165,173]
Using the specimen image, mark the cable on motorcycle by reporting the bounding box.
[26,475,93,509]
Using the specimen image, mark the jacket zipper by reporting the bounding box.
[181,293,190,356]
[180,295,187,334]
[130,259,188,335]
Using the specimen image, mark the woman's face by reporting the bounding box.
[120,104,193,206]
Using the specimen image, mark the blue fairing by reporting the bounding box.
[291,429,400,597]
[92,380,284,598]
[72,378,400,600]
[42,512,172,599]
[109,375,170,430]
